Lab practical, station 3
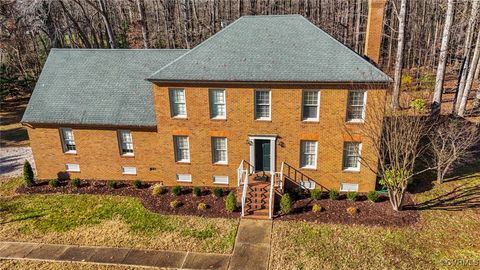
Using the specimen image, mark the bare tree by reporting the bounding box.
[427,117,479,184]
[432,0,455,115]
[136,0,150,48]
[392,0,406,110]
[458,28,480,116]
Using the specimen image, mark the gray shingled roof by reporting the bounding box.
[148,15,391,83]
[22,49,187,127]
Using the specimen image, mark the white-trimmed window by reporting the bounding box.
[213,175,229,184]
[60,128,76,153]
[300,141,318,169]
[212,137,228,164]
[300,180,316,190]
[169,88,187,118]
[254,90,271,120]
[346,90,367,122]
[209,89,226,119]
[121,166,137,175]
[302,90,320,121]
[118,130,134,156]
[176,174,192,182]
[340,183,359,192]
[174,136,190,163]
[65,163,80,172]
[343,142,362,171]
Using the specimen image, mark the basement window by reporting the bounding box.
[340,183,359,192]
[65,163,80,172]
[213,176,229,185]
[121,166,137,175]
[176,174,192,183]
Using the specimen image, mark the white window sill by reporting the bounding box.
[300,166,317,170]
[172,115,188,119]
[176,160,191,164]
[346,119,365,124]
[214,161,228,165]
[211,116,226,120]
[121,153,134,157]
[176,180,192,183]
[64,150,77,154]
[255,118,271,121]
[343,168,361,173]
[302,119,319,122]
[213,182,229,185]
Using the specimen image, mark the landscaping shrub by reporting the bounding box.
[152,184,167,196]
[310,189,322,200]
[193,187,202,197]
[23,161,35,187]
[133,180,142,189]
[170,200,182,208]
[213,187,223,198]
[329,189,339,200]
[347,207,359,216]
[107,181,117,189]
[280,193,293,215]
[225,192,236,212]
[71,178,81,188]
[410,98,426,112]
[312,204,324,213]
[367,191,380,202]
[172,186,182,196]
[346,191,358,201]
[197,202,208,210]
[48,179,59,187]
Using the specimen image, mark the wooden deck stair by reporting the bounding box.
[243,174,271,220]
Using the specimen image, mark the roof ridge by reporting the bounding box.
[241,14,303,18]
[50,48,189,51]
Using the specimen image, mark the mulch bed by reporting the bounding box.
[275,193,420,227]
[16,180,240,219]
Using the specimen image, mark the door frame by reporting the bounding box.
[248,135,276,174]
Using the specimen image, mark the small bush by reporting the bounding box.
[225,192,236,212]
[310,189,322,200]
[48,179,59,187]
[71,178,81,188]
[329,189,339,200]
[213,187,223,198]
[347,207,359,216]
[133,180,142,189]
[107,181,117,189]
[197,202,208,210]
[367,191,380,202]
[280,193,293,215]
[410,98,426,112]
[401,74,413,86]
[346,191,358,201]
[172,186,182,196]
[170,200,182,208]
[23,161,35,187]
[152,184,167,196]
[312,204,324,213]
[193,187,202,196]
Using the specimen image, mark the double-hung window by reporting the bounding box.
[302,90,320,121]
[343,142,362,171]
[169,88,187,118]
[346,90,366,122]
[212,137,228,164]
[300,141,318,169]
[118,130,134,156]
[254,90,271,120]
[60,128,76,153]
[174,136,190,163]
[209,89,226,119]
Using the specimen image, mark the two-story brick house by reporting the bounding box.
[22,2,390,218]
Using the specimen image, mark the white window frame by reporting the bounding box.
[65,163,80,172]
[346,90,367,123]
[176,174,192,183]
[212,137,228,165]
[340,183,359,192]
[342,142,362,172]
[60,128,76,154]
[169,88,187,118]
[300,140,318,169]
[174,136,190,163]
[301,90,320,121]
[121,166,137,175]
[209,89,227,119]
[254,90,272,121]
[213,175,229,185]
[118,130,134,156]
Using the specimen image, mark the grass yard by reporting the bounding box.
[0,259,153,270]
[269,174,480,270]
[0,178,238,254]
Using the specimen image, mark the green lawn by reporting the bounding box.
[0,178,238,254]
[0,259,152,270]
[269,174,480,270]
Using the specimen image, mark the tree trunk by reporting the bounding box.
[354,0,361,52]
[432,0,455,115]
[437,168,444,184]
[136,0,150,48]
[392,0,407,110]
[458,28,480,116]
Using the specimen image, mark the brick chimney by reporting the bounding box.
[364,0,386,64]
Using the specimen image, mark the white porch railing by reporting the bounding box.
[237,160,254,217]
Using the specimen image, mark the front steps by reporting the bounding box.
[243,175,271,220]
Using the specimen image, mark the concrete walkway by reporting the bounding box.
[0,219,273,269]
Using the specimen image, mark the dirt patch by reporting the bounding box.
[17,180,240,219]
[275,193,419,227]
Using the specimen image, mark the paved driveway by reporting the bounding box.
[0,147,35,178]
